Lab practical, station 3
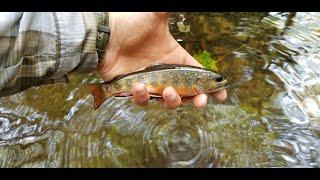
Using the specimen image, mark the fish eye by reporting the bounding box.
[215,75,223,82]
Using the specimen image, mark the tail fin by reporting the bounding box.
[89,84,113,110]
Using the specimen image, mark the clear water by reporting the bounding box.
[1,12,320,167]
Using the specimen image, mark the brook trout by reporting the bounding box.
[90,64,228,109]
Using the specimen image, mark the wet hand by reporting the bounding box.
[132,83,226,109]
[98,12,227,109]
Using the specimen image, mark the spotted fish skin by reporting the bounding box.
[90,64,228,109]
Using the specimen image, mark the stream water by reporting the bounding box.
[1,12,320,167]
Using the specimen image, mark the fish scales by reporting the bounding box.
[90,64,229,109]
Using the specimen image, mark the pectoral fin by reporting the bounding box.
[114,96,133,100]
[149,94,162,98]
[113,91,133,99]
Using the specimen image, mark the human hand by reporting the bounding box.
[98,12,227,109]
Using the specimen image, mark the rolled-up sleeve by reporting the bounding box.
[0,12,104,97]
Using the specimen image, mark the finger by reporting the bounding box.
[210,89,227,102]
[193,94,208,108]
[154,12,170,18]
[132,83,150,106]
[184,53,204,67]
[162,87,182,109]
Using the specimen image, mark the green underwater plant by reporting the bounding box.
[193,50,218,71]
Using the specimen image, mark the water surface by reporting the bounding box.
[1,12,320,167]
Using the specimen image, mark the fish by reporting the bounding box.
[89,63,229,110]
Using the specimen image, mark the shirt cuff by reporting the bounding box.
[95,12,110,64]
[72,12,110,73]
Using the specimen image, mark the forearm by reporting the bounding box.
[0,12,109,97]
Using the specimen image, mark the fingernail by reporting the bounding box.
[136,84,146,96]
[167,92,176,101]
[201,94,208,102]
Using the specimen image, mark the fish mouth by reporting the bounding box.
[213,76,230,92]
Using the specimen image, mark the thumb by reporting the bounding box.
[184,52,204,68]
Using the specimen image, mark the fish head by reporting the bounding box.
[206,72,229,92]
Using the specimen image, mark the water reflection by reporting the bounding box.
[1,12,320,167]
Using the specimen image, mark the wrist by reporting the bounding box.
[97,12,173,82]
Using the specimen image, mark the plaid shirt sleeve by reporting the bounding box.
[0,12,108,97]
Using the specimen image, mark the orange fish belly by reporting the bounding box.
[146,84,198,97]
